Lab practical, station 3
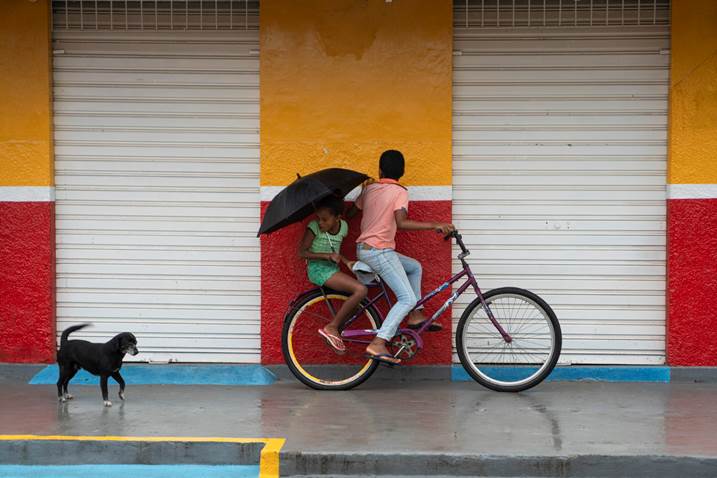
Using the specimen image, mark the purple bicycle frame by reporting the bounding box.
[340,260,512,351]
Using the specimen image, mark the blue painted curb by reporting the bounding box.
[451,365,671,383]
[29,364,276,386]
[0,465,259,478]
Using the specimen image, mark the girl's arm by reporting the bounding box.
[298,229,341,263]
[340,256,355,269]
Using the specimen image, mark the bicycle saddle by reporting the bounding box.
[351,260,377,285]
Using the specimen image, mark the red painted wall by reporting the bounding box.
[667,199,717,365]
[261,200,453,365]
[0,202,56,362]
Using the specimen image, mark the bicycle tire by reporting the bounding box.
[281,289,382,390]
[456,287,562,392]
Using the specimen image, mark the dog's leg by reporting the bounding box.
[57,368,67,402]
[111,372,126,401]
[62,366,79,400]
[100,375,112,407]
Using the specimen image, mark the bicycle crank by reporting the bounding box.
[389,334,418,359]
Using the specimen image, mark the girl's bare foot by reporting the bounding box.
[319,326,346,354]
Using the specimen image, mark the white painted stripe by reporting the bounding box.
[667,184,717,199]
[406,186,452,201]
[261,185,452,202]
[0,187,55,202]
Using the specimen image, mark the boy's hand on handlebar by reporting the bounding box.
[433,223,455,235]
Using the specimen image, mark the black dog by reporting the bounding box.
[57,324,138,407]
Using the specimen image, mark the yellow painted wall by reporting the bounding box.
[0,0,53,187]
[669,0,717,184]
[260,0,452,187]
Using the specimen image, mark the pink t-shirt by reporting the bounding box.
[355,178,408,250]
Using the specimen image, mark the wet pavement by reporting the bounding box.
[1,368,717,476]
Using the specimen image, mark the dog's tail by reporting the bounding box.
[60,323,91,345]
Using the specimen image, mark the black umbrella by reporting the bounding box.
[258,168,369,236]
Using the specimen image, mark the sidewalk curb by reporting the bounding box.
[5,363,717,385]
[28,365,277,386]
[0,435,285,478]
[280,452,717,477]
[268,364,717,384]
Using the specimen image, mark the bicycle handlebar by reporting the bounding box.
[443,230,470,258]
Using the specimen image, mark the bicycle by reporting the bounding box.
[281,231,562,392]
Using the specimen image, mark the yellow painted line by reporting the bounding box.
[0,435,286,478]
[258,438,286,478]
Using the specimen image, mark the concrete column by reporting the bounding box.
[667,0,717,365]
[259,0,454,364]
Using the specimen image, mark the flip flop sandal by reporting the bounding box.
[318,328,346,355]
[406,320,443,332]
[364,352,402,367]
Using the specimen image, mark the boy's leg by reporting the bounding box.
[397,252,443,330]
[396,252,423,306]
[358,248,416,341]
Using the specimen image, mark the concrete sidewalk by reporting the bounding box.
[1,365,717,477]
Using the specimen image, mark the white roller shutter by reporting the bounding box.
[452,6,669,364]
[53,23,260,362]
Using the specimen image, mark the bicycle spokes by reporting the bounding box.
[458,290,560,390]
[285,293,380,388]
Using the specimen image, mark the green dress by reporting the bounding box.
[306,219,348,286]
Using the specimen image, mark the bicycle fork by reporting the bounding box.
[465,264,513,343]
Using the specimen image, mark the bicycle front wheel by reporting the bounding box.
[456,287,561,392]
[282,289,382,390]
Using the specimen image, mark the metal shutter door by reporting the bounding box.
[53,27,260,363]
[452,19,669,364]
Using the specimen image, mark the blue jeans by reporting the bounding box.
[357,246,423,341]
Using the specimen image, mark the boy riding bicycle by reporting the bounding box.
[350,150,454,366]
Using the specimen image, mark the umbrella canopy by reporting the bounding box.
[258,168,368,236]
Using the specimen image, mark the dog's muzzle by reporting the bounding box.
[125,346,139,356]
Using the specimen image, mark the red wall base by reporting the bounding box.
[0,201,55,363]
[261,200,453,365]
[667,198,717,365]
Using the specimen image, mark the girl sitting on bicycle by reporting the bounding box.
[298,194,368,354]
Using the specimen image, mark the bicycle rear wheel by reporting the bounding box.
[282,289,382,390]
[456,287,561,392]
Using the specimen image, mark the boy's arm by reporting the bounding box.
[345,178,373,219]
[394,209,454,234]
[345,203,360,219]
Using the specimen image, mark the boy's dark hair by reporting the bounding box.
[315,194,344,217]
[379,150,405,180]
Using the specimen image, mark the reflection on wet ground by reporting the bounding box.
[1,381,716,458]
